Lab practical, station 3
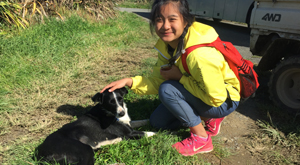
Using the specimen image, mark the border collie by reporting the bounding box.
[35,87,154,165]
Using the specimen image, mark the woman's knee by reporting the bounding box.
[150,103,178,130]
[159,80,172,95]
[150,113,167,130]
[150,113,182,130]
[158,80,181,104]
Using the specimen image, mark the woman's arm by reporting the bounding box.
[130,54,168,95]
[100,78,133,93]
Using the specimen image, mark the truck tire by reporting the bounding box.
[268,56,300,114]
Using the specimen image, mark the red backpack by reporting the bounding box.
[181,37,259,100]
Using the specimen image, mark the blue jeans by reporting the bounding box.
[150,80,239,130]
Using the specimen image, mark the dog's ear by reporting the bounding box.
[119,87,128,96]
[92,93,104,104]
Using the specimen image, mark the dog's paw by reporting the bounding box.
[144,131,156,137]
[92,137,123,149]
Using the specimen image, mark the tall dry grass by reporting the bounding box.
[1,0,118,30]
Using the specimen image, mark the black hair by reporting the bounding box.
[150,0,194,65]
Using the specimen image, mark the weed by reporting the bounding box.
[212,137,233,159]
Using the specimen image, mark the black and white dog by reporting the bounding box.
[35,87,154,165]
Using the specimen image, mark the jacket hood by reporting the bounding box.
[184,22,219,49]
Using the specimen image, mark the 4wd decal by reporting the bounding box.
[262,13,281,22]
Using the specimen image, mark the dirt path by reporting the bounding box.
[206,98,262,164]
[200,70,279,164]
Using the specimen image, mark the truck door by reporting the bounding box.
[213,0,226,20]
[188,0,254,23]
[223,0,239,21]
[187,0,215,17]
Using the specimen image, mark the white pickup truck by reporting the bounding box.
[187,0,300,113]
[250,0,300,114]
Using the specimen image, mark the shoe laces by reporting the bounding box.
[181,133,197,147]
[205,119,215,130]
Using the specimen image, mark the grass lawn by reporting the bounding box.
[1,3,300,164]
[116,0,152,9]
[0,9,231,164]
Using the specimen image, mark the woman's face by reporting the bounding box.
[155,3,187,49]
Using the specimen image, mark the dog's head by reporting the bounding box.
[92,87,128,118]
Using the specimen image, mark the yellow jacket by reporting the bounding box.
[131,22,240,107]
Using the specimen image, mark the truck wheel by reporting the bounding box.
[268,56,300,114]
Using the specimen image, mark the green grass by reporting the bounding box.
[0,10,219,164]
[0,12,152,112]
[0,14,145,90]
[116,0,152,9]
[94,132,200,164]
[2,5,300,165]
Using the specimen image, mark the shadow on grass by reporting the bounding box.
[126,98,161,120]
[55,96,161,120]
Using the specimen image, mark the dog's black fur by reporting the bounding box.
[35,87,149,165]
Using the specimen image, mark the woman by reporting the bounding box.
[101,0,240,156]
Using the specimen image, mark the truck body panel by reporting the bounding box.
[249,0,300,56]
[187,0,254,23]
[250,1,300,35]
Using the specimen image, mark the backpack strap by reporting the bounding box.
[181,38,220,74]
[181,37,233,108]
[181,50,190,74]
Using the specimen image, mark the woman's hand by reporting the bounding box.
[100,78,133,93]
[160,65,183,81]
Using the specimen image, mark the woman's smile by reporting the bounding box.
[161,31,173,35]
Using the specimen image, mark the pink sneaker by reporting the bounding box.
[172,132,213,156]
[205,117,225,136]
